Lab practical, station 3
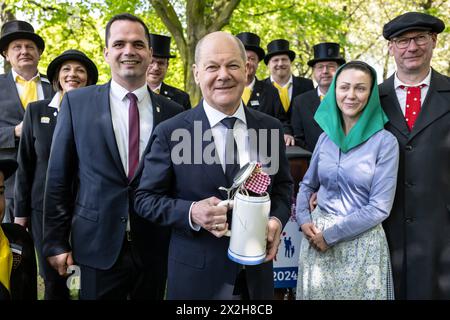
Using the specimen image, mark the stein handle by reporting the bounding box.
[217,200,233,237]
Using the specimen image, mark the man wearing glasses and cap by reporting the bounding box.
[291,42,345,152]
[146,33,191,110]
[0,20,52,222]
[380,12,449,300]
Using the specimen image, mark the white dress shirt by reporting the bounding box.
[394,69,431,116]
[109,80,153,176]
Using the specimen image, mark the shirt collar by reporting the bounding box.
[13,69,40,82]
[110,79,148,103]
[48,91,63,109]
[394,69,431,89]
[246,77,256,90]
[203,99,247,128]
[317,87,327,98]
[270,74,293,88]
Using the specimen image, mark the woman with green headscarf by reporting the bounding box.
[295,61,399,300]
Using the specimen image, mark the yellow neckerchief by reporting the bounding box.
[0,226,12,293]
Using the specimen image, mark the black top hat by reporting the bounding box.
[47,49,98,86]
[150,33,175,59]
[0,159,18,180]
[264,39,296,65]
[383,12,445,40]
[236,32,265,61]
[307,42,346,67]
[0,20,45,57]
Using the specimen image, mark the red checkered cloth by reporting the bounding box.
[243,163,271,195]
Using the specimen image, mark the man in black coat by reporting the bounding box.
[380,12,450,299]
[0,20,52,222]
[263,39,314,145]
[146,33,191,110]
[236,32,291,145]
[291,42,345,152]
[0,159,37,300]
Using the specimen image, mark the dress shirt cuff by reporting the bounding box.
[188,201,201,231]
[322,226,339,247]
[296,211,312,228]
[269,216,283,231]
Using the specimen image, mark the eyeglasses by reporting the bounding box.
[314,63,337,71]
[391,33,433,49]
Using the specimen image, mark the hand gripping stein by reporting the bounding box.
[218,162,271,265]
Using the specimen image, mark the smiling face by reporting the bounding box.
[58,60,88,93]
[388,30,436,77]
[146,56,168,86]
[103,19,152,91]
[335,68,372,129]
[193,32,247,114]
[4,39,41,75]
[267,54,292,83]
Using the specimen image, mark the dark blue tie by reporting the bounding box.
[220,117,240,187]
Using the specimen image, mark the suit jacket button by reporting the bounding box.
[405,145,413,151]
[405,218,413,223]
[121,217,127,223]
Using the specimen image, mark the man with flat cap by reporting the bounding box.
[291,42,345,152]
[380,12,449,300]
[236,32,291,143]
[0,20,52,222]
[0,159,37,300]
[147,33,191,110]
[263,39,314,146]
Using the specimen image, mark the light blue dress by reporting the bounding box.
[296,129,399,300]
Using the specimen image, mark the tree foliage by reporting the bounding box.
[1,0,448,105]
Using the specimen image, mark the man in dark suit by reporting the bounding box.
[263,39,314,146]
[0,159,37,300]
[0,20,52,222]
[42,13,183,300]
[146,33,191,110]
[235,32,291,145]
[380,12,450,299]
[135,31,293,299]
[291,42,345,152]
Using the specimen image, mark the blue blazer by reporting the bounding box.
[135,102,293,299]
[42,82,184,269]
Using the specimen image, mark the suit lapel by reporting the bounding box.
[189,103,228,192]
[408,70,450,141]
[98,82,127,179]
[7,71,25,117]
[41,75,53,99]
[380,75,410,138]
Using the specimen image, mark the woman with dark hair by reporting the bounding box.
[296,61,399,300]
[13,49,98,300]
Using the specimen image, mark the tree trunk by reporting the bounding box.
[149,0,241,106]
[0,2,15,73]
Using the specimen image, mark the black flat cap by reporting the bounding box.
[383,12,445,40]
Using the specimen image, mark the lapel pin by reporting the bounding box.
[164,91,168,95]
[156,106,161,113]
[256,93,260,97]
[41,116,50,124]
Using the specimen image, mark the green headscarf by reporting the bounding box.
[314,61,388,153]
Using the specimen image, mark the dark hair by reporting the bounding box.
[105,13,150,47]
[337,60,375,88]
[52,62,95,92]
